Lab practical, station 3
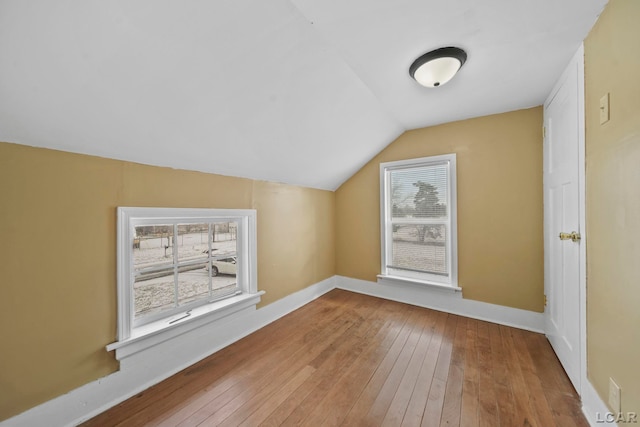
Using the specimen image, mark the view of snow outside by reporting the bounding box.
[133,224,237,318]
[392,225,447,274]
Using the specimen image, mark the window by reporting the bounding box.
[380,154,458,287]
[114,207,259,344]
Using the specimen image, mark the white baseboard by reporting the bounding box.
[336,275,545,333]
[582,378,618,426]
[1,276,336,427]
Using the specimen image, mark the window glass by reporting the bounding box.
[392,224,447,275]
[134,267,176,318]
[176,223,209,263]
[381,154,457,286]
[133,225,173,267]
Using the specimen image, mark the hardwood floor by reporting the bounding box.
[82,289,587,427]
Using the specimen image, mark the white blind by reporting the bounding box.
[387,162,450,278]
[390,164,449,219]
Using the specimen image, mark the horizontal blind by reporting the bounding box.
[390,163,449,219]
[387,162,450,277]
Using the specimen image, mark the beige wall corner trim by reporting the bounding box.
[582,378,619,427]
[0,277,337,427]
[336,276,544,333]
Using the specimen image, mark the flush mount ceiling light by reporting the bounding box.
[409,47,467,88]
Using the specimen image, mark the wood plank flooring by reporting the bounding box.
[82,289,587,427]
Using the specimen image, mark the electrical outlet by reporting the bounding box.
[609,377,621,412]
[600,93,610,124]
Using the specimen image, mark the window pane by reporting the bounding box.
[177,267,210,306]
[391,224,448,275]
[390,164,448,219]
[212,275,239,300]
[134,267,176,318]
[176,223,210,263]
[177,221,240,305]
[211,221,238,252]
[210,221,238,267]
[210,256,238,297]
[133,225,174,267]
[210,222,239,300]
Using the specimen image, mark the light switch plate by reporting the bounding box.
[600,93,610,124]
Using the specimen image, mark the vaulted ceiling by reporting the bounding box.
[0,0,607,190]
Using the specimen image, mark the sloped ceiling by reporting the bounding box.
[0,0,607,190]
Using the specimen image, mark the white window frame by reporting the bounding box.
[379,154,459,289]
[107,207,262,359]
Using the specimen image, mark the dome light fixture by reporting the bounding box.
[409,47,467,88]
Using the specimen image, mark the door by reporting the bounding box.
[543,46,584,392]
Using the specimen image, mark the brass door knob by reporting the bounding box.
[559,231,581,242]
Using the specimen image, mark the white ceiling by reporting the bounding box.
[0,0,607,190]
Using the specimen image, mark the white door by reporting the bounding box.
[543,46,584,392]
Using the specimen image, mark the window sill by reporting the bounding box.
[377,274,462,293]
[107,291,265,360]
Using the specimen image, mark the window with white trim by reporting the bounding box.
[114,207,259,344]
[380,154,458,287]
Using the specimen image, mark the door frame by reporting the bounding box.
[543,43,587,397]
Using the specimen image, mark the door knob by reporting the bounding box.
[559,231,581,242]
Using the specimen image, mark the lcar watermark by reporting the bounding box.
[596,412,638,424]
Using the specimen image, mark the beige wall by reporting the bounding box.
[0,142,335,421]
[585,0,640,414]
[336,107,544,312]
